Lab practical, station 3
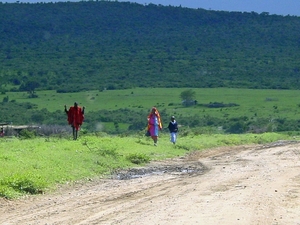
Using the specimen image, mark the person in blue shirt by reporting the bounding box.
[167,116,178,144]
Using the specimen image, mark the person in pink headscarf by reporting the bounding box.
[147,107,162,146]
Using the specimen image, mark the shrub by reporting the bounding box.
[126,153,150,164]
[0,174,47,199]
[19,129,36,139]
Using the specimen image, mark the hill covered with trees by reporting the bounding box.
[0,1,300,93]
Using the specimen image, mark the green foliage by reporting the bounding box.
[0,174,46,198]
[180,89,196,107]
[2,96,9,103]
[180,89,196,101]
[0,133,298,199]
[19,129,36,139]
[1,1,300,136]
[2,88,300,135]
[126,153,150,165]
[0,2,299,91]
[19,81,40,93]
[81,139,119,157]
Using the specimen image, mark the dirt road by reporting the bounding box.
[1,141,300,225]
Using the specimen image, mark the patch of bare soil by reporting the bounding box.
[1,140,300,225]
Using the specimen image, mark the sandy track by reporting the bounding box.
[1,141,300,225]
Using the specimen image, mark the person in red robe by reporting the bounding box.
[64,102,85,140]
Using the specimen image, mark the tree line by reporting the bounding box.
[0,1,300,93]
[1,98,300,135]
[1,1,300,134]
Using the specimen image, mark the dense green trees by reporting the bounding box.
[0,1,300,92]
[1,1,300,134]
[2,99,300,135]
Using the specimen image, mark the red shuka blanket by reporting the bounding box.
[67,106,84,130]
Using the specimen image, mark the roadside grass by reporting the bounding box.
[5,88,300,121]
[0,132,299,199]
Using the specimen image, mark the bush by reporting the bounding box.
[19,129,36,139]
[0,174,46,199]
[126,153,150,164]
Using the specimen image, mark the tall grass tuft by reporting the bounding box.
[0,174,47,199]
[126,153,150,164]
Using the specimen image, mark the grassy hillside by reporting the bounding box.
[1,88,300,134]
[0,1,300,91]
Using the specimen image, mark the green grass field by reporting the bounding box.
[0,132,299,199]
[2,87,300,199]
[5,88,300,121]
